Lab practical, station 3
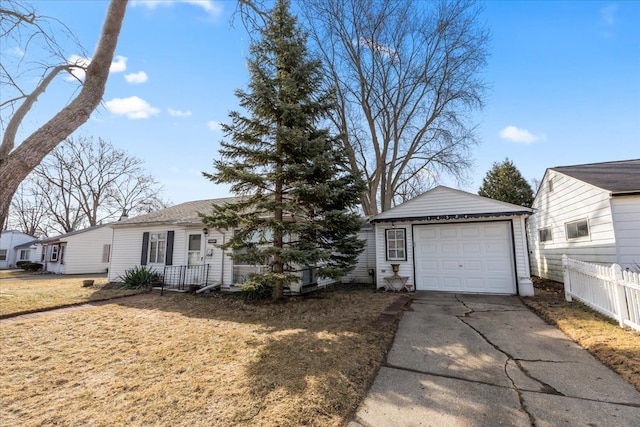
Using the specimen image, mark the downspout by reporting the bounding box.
[218,228,227,286]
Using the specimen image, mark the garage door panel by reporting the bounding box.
[414,222,515,294]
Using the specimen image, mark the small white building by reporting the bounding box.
[370,186,534,296]
[527,159,640,282]
[38,225,113,274]
[0,230,37,269]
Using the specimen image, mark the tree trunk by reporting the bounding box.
[0,0,128,235]
[272,171,284,301]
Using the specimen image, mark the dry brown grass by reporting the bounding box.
[522,277,640,392]
[0,275,143,317]
[0,288,399,426]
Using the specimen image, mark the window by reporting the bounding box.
[548,179,554,192]
[19,249,30,261]
[566,219,589,240]
[50,245,59,262]
[148,232,166,263]
[538,228,552,242]
[386,229,406,261]
[102,244,111,263]
[187,234,202,266]
[0,249,6,261]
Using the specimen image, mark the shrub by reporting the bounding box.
[118,265,162,289]
[16,261,42,272]
[238,274,274,301]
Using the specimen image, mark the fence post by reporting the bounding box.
[611,263,628,328]
[562,255,572,302]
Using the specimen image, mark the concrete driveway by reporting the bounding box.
[351,292,640,426]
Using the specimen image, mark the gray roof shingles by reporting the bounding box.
[552,159,640,194]
[112,197,240,227]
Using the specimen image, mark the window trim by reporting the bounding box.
[538,227,552,243]
[0,249,7,261]
[385,228,407,261]
[50,245,59,262]
[148,232,167,264]
[565,218,590,240]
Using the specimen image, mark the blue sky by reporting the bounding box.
[9,0,640,205]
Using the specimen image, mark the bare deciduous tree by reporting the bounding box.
[10,136,167,235]
[0,0,127,235]
[301,0,489,214]
[8,181,48,237]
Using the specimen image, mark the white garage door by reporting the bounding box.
[413,222,516,294]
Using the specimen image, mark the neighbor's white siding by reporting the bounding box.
[0,231,36,269]
[527,170,617,282]
[63,226,114,274]
[611,196,640,271]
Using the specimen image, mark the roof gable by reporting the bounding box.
[550,159,640,194]
[372,186,531,222]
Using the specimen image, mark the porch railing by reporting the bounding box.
[163,264,210,291]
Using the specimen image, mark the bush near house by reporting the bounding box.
[117,265,162,289]
[15,261,42,272]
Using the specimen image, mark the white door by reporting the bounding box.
[186,233,204,285]
[413,222,515,294]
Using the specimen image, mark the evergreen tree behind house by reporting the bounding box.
[201,0,365,301]
[478,158,534,207]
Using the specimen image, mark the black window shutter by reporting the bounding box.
[141,232,149,265]
[165,230,174,266]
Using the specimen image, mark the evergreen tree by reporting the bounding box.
[201,0,365,301]
[478,158,534,207]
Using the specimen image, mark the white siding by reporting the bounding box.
[374,186,530,222]
[63,227,114,274]
[341,225,376,285]
[528,171,617,282]
[0,231,36,269]
[375,217,531,295]
[611,196,640,271]
[109,226,234,286]
[374,222,415,290]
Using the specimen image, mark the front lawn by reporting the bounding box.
[522,277,640,392]
[0,275,143,317]
[0,288,398,426]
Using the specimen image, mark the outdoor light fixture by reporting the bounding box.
[202,227,209,236]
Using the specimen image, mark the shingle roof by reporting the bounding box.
[551,159,640,194]
[39,223,112,243]
[112,197,240,227]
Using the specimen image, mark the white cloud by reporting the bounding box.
[132,0,223,17]
[600,4,618,26]
[207,121,222,131]
[168,108,192,117]
[125,71,148,84]
[9,46,25,57]
[66,54,127,80]
[499,125,545,144]
[109,55,128,72]
[105,96,160,119]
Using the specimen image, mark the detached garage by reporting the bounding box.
[371,186,534,296]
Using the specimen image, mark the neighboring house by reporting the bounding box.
[0,230,37,269]
[370,186,534,296]
[527,159,640,282]
[37,225,114,274]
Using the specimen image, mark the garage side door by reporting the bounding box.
[414,222,515,294]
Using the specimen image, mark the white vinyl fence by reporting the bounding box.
[562,255,640,332]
